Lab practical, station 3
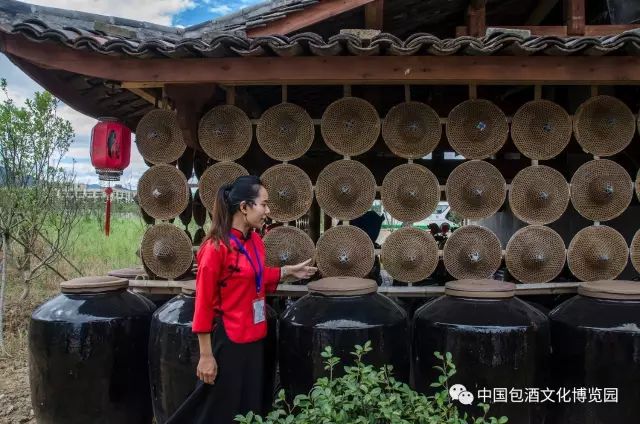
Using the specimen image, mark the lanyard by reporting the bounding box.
[229,233,263,293]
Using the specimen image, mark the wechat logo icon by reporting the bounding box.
[449,384,475,405]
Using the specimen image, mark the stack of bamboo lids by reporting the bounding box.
[141,223,194,280]
[570,159,633,222]
[136,109,186,164]
[198,162,249,211]
[321,97,380,156]
[567,225,628,281]
[578,280,640,300]
[137,164,189,220]
[199,105,252,161]
[446,160,506,220]
[316,225,375,278]
[509,165,570,225]
[61,276,128,294]
[315,160,376,220]
[263,226,316,268]
[381,164,440,223]
[443,225,502,280]
[446,99,508,159]
[445,279,516,299]
[257,103,314,161]
[505,226,566,284]
[574,95,635,156]
[308,277,378,296]
[261,164,313,222]
[382,101,441,159]
[380,227,439,283]
[511,100,572,160]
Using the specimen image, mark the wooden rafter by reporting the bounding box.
[247,0,375,36]
[564,0,585,36]
[466,0,487,37]
[125,87,156,105]
[364,0,384,30]
[5,34,640,85]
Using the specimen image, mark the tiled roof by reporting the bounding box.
[3,0,640,59]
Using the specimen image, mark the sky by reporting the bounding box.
[0,0,262,188]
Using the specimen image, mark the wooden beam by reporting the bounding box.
[466,0,487,37]
[125,87,156,105]
[364,0,384,30]
[7,34,640,85]
[247,0,375,36]
[564,0,585,36]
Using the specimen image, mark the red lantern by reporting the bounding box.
[90,118,131,236]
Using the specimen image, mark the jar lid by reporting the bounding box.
[578,280,640,300]
[307,277,377,296]
[181,280,196,295]
[60,276,129,294]
[445,279,516,299]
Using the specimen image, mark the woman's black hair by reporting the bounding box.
[205,175,262,247]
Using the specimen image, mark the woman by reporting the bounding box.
[168,175,316,424]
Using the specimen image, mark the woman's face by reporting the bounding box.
[242,186,270,229]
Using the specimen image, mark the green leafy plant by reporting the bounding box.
[236,341,508,424]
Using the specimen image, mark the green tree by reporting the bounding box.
[0,78,80,347]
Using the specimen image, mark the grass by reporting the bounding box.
[1,213,150,358]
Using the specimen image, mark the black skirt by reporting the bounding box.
[166,321,265,424]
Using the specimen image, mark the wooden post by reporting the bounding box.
[365,0,384,30]
[564,0,586,36]
[466,0,487,37]
[165,83,218,151]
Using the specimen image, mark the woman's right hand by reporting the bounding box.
[197,353,218,384]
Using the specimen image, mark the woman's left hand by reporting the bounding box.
[283,259,317,281]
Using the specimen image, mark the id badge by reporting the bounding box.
[253,298,266,324]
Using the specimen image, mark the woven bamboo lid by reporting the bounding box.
[446,160,506,220]
[199,105,252,161]
[443,225,502,280]
[261,164,313,222]
[382,101,441,159]
[567,225,628,281]
[198,162,249,212]
[316,225,375,278]
[578,280,640,300]
[308,276,378,296]
[509,165,570,225]
[321,97,380,156]
[574,95,635,157]
[505,225,566,284]
[381,163,440,223]
[107,267,146,280]
[137,164,189,220]
[315,160,376,220]
[257,103,314,161]
[141,223,194,280]
[380,227,439,283]
[511,100,572,160]
[629,229,640,274]
[570,159,633,222]
[263,225,316,268]
[446,99,508,159]
[445,279,516,298]
[61,276,128,294]
[135,109,186,164]
[181,280,196,296]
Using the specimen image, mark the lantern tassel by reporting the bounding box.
[105,187,113,237]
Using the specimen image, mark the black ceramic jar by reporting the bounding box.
[29,276,156,424]
[413,279,550,424]
[279,277,410,397]
[549,280,640,424]
[148,282,199,423]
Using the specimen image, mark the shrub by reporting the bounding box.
[236,341,508,424]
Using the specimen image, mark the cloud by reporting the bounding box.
[29,0,196,26]
[209,5,232,14]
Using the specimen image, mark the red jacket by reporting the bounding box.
[192,228,280,343]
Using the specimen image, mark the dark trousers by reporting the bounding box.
[166,321,265,424]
